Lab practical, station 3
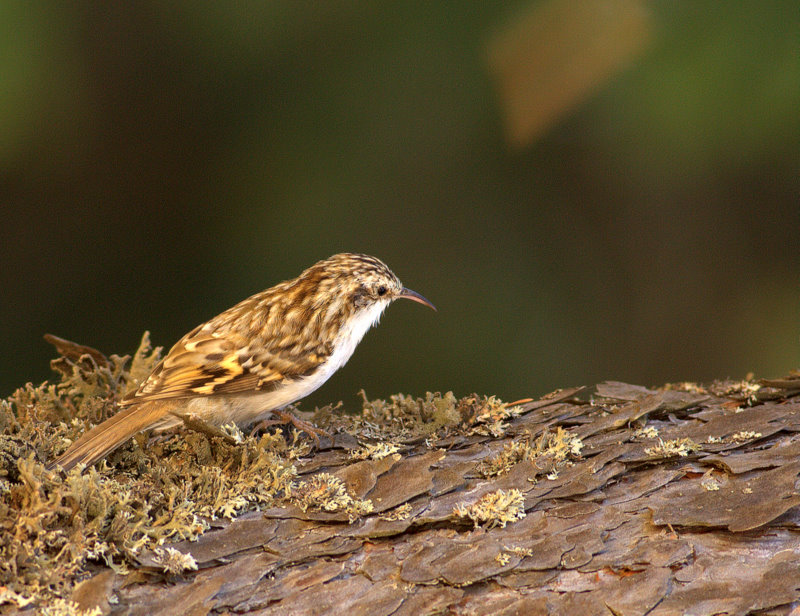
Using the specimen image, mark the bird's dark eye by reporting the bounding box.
[377,285,387,296]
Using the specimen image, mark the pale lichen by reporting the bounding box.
[380,502,412,521]
[453,489,526,529]
[665,382,708,394]
[503,545,533,557]
[701,477,721,491]
[478,441,530,478]
[290,473,373,521]
[478,427,583,479]
[2,339,531,609]
[39,599,102,616]
[730,431,762,442]
[710,379,762,405]
[351,442,401,461]
[356,391,522,441]
[645,437,700,458]
[498,544,534,564]
[0,334,299,605]
[151,546,198,574]
[633,425,659,439]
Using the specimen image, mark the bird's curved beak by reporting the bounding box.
[398,287,436,311]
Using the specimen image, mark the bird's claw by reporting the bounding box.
[251,410,328,447]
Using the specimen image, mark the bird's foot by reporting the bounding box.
[251,410,327,447]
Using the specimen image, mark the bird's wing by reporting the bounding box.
[122,325,331,405]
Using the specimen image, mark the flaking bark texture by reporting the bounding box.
[4,337,800,615]
[61,380,800,614]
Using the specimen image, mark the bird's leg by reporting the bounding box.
[251,409,327,447]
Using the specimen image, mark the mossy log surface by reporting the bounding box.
[3,337,800,615]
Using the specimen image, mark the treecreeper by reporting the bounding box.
[48,253,435,472]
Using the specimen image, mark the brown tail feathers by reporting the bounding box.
[47,402,168,472]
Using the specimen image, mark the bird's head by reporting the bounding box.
[316,253,436,313]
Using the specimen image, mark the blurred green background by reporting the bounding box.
[2,1,798,409]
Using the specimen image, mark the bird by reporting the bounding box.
[47,253,435,472]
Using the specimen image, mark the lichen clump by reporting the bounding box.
[645,437,700,458]
[477,426,584,479]
[351,442,401,461]
[453,489,526,529]
[0,334,298,606]
[289,472,373,521]
[39,598,102,616]
[150,546,198,574]
[1,333,517,608]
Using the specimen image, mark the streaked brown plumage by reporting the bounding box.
[48,253,435,471]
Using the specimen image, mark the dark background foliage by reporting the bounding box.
[2,1,797,407]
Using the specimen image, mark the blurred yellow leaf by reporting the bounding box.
[488,0,652,147]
